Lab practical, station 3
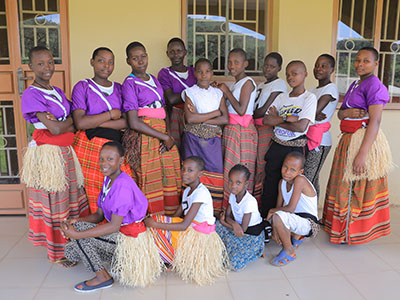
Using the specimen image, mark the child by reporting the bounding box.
[122,41,181,215]
[253,52,287,203]
[217,48,258,205]
[216,164,265,271]
[72,47,130,213]
[261,60,317,218]
[182,58,228,212]
[144,156,229,285]
[304,54,339,199]
[323,47,391,244]
[158,38,197,151]
[62,142,163,292]
[20,46,89,266]
[267,152,318,266]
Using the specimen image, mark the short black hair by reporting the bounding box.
[229,48,247,61]
[287,60,307,72]
[229,164,251,181]
[101,141,124,157]
[285,151,305,169]
[195,58,212,70]
[318,53,335,68]
[265,52,283,67]
[185,156,205,171]
[359,46,379,61]
[126,41,146,58]
[92,47,113,60]
[167,37,186,50]
[28,46,51,63]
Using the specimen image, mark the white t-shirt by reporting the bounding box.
[175,70,189,80]
[269,91,317,141]
[229,191,263,227]
[310,83,339,146]
[91,79,114,96]
[182,183,216,225]
[254,78,287,110]
[184,85,223,113]
[227,76,257,115]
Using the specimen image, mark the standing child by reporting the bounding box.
[182,58,228,212]
[323,47,391,244]
[20,46,89,266]
[304,54,338,199]
[62,142,163,292]
[217,164,265,271]
[217,48,258,205]
[122,41,181,215]
[72,47,130,213]
[267,152,318,266]
[145,156,229,285]
[158,38,197,151]
[261,60,317,218]
[253,52,287,203]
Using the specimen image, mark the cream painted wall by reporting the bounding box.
[68,0,181,86]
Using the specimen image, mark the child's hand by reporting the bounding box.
[217,83,229,94]
[353,151,367,175]
[210,81,218,88]
[232,222,244,237]
[144,216,156,228]
[219,210,225,220]
[187,102,197,113]
[45,112,57,121]
[61,220,79,239]
[162,135,175,151]
[286,115,299,123]
[316,112,327,121]
[268,106,279,116]
[345,108,367,119]
[110,109,122,120]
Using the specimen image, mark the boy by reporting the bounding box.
[261,60,317,218]
[267,151,318,266]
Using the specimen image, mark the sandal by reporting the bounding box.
[291,236,307,249]
[52,257,78,268]
[74,278,114,293]
[271,249,296,266]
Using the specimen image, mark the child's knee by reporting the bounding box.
[272,213,282,225]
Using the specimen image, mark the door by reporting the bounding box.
[0,0,70,214]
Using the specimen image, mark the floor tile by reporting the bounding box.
[0,216,28,236]
[167,282,232,300]
[0,236,20,260]
[102,284,165,300]
[166,270,227,286]
[227,256,285,281]
[367,242,400,270]
[289,275,364,300]
[7,234,48,259]
[0,288,38,300]
[34,287,101,300]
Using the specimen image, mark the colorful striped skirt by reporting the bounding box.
[27,145,89,262]
[73,130,132,213]
[322,133,391,244]
[182,131,224,213]
[253,124,273,205]
[122,118,182,215]
[222,123,258,207]
[169,106,185,152]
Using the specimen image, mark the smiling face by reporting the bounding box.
[281,156,303,183]
[313,56,333,81]
[91,49,114,80]
[195,61,213,88]
[354,49,378,79]
[126,46,148,75]
[286,63,307,88]
[227,52,248,78]
[99,146,123,179]
[228,170,248,196]
[181,159,202,186]
[167,41,187,67]
[29,50,55,83]
[263,56,281,81]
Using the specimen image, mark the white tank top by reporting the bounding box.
[227,76,257,115]
[281,175,318,217]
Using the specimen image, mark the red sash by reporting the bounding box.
[119,221,146,238]
[340,119,369,133]
[33,129,75,146]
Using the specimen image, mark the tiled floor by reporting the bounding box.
[1,208,400,300]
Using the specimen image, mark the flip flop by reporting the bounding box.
[291,236,307,249]
[51,257,78,268]
[74,278,114,293]
[271,249,296,266]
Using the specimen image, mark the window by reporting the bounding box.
[335,0,400,106]
[185,0,269,76]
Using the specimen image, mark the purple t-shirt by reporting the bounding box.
[71,79,123,115]
[157,66,196,94]
[122,74,165,112]
[97,171,148,225]
[342,75,389,111]
[21,86,71,123]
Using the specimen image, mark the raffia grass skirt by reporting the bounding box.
[21,144,84,193]
[111,229,164,288]
[173,226,229,286]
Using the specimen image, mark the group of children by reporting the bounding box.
[20,38,392,292]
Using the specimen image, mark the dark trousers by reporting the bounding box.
[261,141,305,218]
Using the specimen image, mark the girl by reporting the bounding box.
[217,164,265,271]
[72,47,130,213]
[62,142,163,292]
[322,47,392,244]
[20,46,89,266]
[253,52,287,203]
[182,58,228,212]
[304,54,338,199]
[158,38,197,151]
[218,48,258,206]
[144,156,229,285]
[122,41,181,215]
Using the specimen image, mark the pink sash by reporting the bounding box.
[306,122,331,150]
[254,117,264,126]
[229,113,253,128]
[192,221,216,235]
[137,107,166,119]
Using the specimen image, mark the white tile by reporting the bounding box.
[228,279,299,300]
[289,275,363,300]
[0,258,51,288]
[0,216,28,236]
[102,283,165,300]
[166,269,227,286]
[367,243,400,269]
[35,287,101,300]
[42,262,91,288]
[0,236,20,260]
[227,256,285,281]
[0,288,38,300]
[346,270,400,300]
[167,282,232,300]
[7,234,48,259]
